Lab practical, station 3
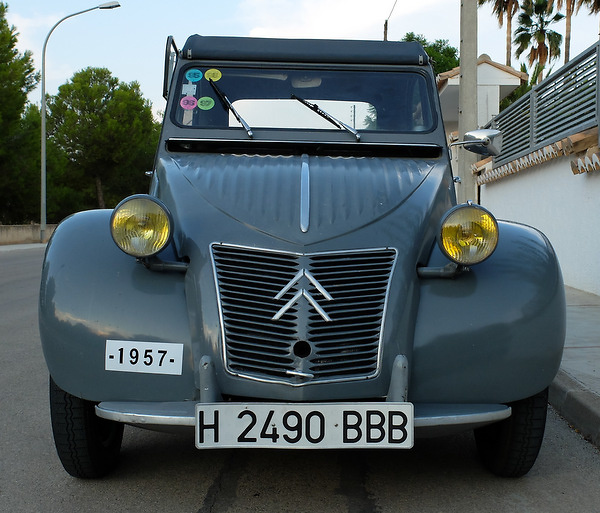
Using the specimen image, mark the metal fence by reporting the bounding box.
[487,41,599,168]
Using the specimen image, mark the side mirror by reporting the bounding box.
[451,129,502,157]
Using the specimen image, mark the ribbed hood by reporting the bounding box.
[158,153,442,246]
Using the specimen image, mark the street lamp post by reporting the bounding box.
[40,1,120,242]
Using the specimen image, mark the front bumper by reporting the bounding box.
[95,400,511,438]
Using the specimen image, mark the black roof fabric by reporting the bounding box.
[181,35,429,66]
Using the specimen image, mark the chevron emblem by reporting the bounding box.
[272,269,333,322]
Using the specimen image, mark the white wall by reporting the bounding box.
[480,156,600,296]
[477,85,500,128]
[0,224,56,245]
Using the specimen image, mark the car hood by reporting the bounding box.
[157,152,444,246]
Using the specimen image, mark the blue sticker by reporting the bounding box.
[185,69,203,82]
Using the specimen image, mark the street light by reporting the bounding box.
[40,1,120,242]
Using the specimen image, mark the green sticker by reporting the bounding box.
[198,96,215,110]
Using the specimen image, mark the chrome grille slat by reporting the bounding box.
[313,335,380,346]
[225,329,296,344]
[311,355,378,368]
[311,329,381,338]
[212,244,396,385]
[228,349,294,363]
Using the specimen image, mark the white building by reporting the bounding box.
[437,54,527,136]
[438,46,600,296]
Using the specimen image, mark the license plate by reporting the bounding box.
[195,403,413,449]
[105,340,184,375]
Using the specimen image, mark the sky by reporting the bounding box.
[6,0,600,118]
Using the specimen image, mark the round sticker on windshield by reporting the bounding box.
[185,68,203,82]
[197,96,215,110]
[180,96,198,110]
[204,69,222,82]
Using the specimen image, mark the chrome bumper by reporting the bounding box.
[96,401,511,436]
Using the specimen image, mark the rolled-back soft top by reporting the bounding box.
[181,35,429,66]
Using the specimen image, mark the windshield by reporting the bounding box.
[172,66,435,135]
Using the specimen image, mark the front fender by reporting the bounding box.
[411,221,566,403]
[39,210,196,402]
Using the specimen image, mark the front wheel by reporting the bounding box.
[474,388,548,478]
[49,377,124,478]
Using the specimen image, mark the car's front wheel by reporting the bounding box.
[49,377,124,478]
[474,387,548,478]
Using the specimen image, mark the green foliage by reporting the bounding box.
[47,67,160,211]
[401,33,460,75]
[0,3,37,148]
[499,62,544,110]
[514,0,564,72]
[0,1,160,225]
[0,104,74,224]
[578,0,600,14]
[477,0,520,66]
[477,0,520,23]
[0,2,39,223]
[0,105,40,223]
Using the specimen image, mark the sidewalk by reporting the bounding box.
[549,287,600,447]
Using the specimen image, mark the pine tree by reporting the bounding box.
[0,2,39,223]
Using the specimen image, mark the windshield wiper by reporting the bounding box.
[291,93,361,142]
[209,79,253,139]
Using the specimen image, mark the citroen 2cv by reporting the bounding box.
[39,35,565,478]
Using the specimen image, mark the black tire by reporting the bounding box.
[475,387,548,478]
[49,377,124,478]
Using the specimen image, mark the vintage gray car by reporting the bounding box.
[39,35,566,479]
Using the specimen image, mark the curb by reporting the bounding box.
[549,369,600,447]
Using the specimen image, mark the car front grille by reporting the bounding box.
[211,244,397,385]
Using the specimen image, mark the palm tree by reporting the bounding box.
[547,1,575,63]
[478,0,520,66]
[577,0,600,13]
[514,0,564,81]
[576,0,600,35]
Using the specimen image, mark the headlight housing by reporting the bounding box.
[110,195,172,258]
[438,203,498,265]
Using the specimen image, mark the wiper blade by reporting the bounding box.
[291,93,361,142]
[209,79,253,139]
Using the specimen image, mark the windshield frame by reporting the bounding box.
[169,62,439,141]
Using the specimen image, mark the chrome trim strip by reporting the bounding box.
[213,242,396,258]
[286,370,315,378]
[97,401,511,430]
[300,155,310,233]
[413,404,512,427]
[210,243,398,387]
[96,401,196,426]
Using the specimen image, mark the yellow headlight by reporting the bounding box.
[110,196,172,257]
[439,204,498,265]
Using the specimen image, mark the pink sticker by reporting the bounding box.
[180,96,198,110]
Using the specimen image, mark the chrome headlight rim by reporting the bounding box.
[437,203,499,266]
[110,194,173,258]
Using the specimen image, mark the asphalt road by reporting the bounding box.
[1,245,600,513]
